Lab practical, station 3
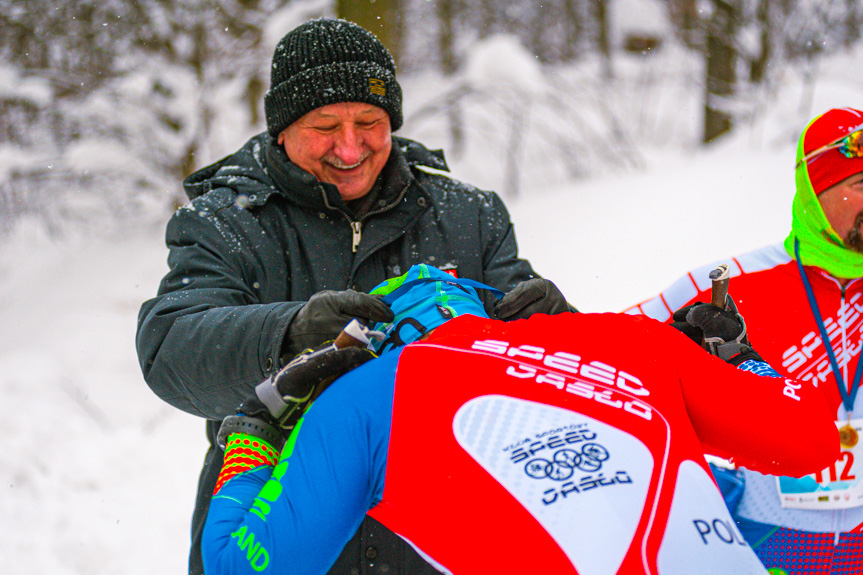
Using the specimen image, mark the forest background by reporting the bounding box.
[3,0,860,232]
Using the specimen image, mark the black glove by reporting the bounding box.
[217,342,376,449]
[493,278,574,321]
[670,302,762,365]
[263,342,375,426]
[284,290,394,357]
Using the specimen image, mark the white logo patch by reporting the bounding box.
[453,395,653,575]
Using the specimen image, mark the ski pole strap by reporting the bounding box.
[794,237,863,412]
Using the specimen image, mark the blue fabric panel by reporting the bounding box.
[202,349,401,574]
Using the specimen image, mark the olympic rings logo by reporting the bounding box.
[524,443,610,481]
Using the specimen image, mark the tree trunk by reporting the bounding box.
[337,0,398,64]
[749,0,770,84]
[847,0,861,46]
[562,0,583,61]
[530,3,550,63]
[703,0,737,144]
[438,0,464,156]
[479,0,497,38]
[504,106,529,199]
[394,0,405,64]
[245,75,265,128]
[669,0,701,49]
[595,0,613,80]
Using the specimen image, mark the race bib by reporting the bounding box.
[777,419,863,510]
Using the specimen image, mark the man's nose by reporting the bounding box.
[333,125,363,164]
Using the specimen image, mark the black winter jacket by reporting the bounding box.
[136,133,538,574]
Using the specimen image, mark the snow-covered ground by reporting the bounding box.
[1,14,861,575]
[0,224,204,574]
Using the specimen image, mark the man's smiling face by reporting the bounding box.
[279,102,393,201]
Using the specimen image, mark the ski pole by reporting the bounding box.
[702,263,731,352]
[708,263,731,310]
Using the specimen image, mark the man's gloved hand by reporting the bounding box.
[285,290,394,357]
[670,302,762,365]
[493,278,573,321]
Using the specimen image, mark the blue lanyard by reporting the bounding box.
[794,238,863,412]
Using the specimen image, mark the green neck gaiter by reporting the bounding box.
[783,126,863,279]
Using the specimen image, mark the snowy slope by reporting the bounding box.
[0,224,204,574]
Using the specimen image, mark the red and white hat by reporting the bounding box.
[800,107,863,195]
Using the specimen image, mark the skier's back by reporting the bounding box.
[202,265,838,574]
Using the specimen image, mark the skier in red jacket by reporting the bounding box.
[203,264,838,574]
[627,107,863,574]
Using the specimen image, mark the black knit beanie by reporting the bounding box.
[265,18,403,137]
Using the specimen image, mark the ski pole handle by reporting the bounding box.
[701,263,731,352]
[333,319,384,349]
[708,264,730,310]
[334,330,365,349]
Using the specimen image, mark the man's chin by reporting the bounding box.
[334,181,372,201]
[322,171,372,201]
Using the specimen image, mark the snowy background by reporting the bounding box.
[1,2,861,574]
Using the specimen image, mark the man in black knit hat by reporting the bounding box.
[136,18,571,575]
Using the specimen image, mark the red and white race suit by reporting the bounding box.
[625,243,863,535]
[369,312,837,574]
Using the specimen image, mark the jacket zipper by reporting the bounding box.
[350,221,362,253]
[320,181,417,254]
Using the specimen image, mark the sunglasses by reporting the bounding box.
[796,124,863,169]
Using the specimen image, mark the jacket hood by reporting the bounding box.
[784,116,863,279]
